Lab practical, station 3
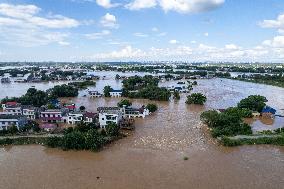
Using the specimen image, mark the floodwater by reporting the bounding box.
[0,72,284,189]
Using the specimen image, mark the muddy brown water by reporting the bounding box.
[0,76,284,189]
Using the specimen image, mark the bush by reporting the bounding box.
[117,99,132,107]
[105,122,119,137]
[146,104,158,113]
[237,95,267,112]
[186,93,207,105]
[46,137,62,148]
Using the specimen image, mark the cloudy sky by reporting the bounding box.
[0,0,284,62]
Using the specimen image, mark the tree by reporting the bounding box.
[115,74,120,80]
[237,95,267,112]
[173,90,180,100]
[103,85,113,97]
[79,106,86,111]
[192,81,198,85]
[84,129,105,151]
[49,84,78,97]
[61,131,86,150]
[7,125,18,134]
[200,110,252,138]
[146,103,158,113]
[186,93,207,105]
[117,99,132,107]
[105,122,119,137]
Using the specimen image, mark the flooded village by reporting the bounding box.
[0,63,283,189]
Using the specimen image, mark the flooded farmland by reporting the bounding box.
[0,73,284,189]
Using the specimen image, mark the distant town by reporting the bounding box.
[0,62,283,149]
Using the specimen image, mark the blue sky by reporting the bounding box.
[0,0,284,62]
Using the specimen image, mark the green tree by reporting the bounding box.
[49,84,78,97]
[186,93,207,105]
[105,122,119,137]
[146,103,158,113]
[173,90,180,100]
[84,129,105,151]
[117,99,132,107]
[61,131,85,150]
[103,85,113,97]
[79,106,86,111]
[115,74,120,80]
[237,95,267,112]
[7,124,18,135]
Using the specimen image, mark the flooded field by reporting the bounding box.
[0,73,284,189]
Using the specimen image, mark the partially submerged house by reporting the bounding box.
[88,90,102,98]
[109,89,123,97]
[261,106,276,118]
[97,107,123,128]
[122,105,150,118]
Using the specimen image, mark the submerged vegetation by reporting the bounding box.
[186,93,207,105]
[122,75,171,101]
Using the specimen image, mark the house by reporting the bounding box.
[88,90,102,98]
[122,106,150,118]
[40,123,57,132]
[22,106,38,119]
[67,112,84,124]
[97,107,123,128]
[83,111,97,123]
[64,103,76,112]
[2,102,22,115]
[109,89,123,97]
[261,106,276,118]
[0,115,28,131]
[252,112,261,117]
[1,77,11,83]
[40,109,63,123]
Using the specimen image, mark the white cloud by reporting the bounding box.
[100,13,119,28]
[87,42,282,62]
[0,3,79,28]
[225,44,239,50]
[157,32,167,37]
[169,39,178,44]
[204,32,209,37]
[85,30,111,39]
[125,0,157,10]
[92,45,146,59]
[126,0,224,13]
[133,32,148,37]
[262,36,284,48]
[152,27,159,32]
[259,13,284,29]
[96,0,119,8]
[190,40,197,44]
[0,3,78,47]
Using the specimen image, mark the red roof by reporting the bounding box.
[65,104,76,110]
[5,101,18,106]
[84,111,97,118]
[40,117,62,121]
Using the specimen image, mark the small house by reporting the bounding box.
[0,115,28,131]
[261,106,276,119]
[97,107,123,128]
[109,89,123,97]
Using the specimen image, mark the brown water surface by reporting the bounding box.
[0,76,284,189]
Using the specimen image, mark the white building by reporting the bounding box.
[0,115,28,131]
[109,90,123,97]
[67,112,84,125]
[97,107,123,128]
[40,109,63,123]
[88,90,102,97]
[22,106,37,119]
[122,106,150,118]
[2,102,22,116]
